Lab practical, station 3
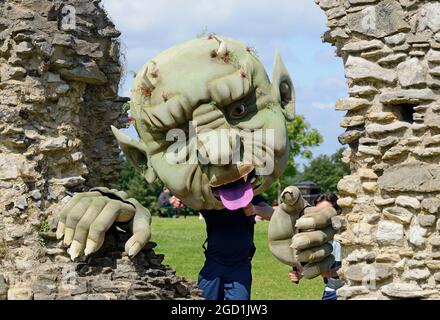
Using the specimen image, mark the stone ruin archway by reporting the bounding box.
[1,0,440,300]
[316,0,440,299]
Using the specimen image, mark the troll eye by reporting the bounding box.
[280,82,291,104]
[229,103,247,119]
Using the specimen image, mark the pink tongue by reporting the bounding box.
[218,179,254,210]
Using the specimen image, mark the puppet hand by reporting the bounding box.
[292,206,337,279]
[268,186,336,279]
[56,187,151,260]
[268,186,308,266]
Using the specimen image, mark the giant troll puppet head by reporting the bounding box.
[112,36,295,211]
[58,36,337,275]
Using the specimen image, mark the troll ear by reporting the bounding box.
[111,126,157,183]
[272,51,296,121]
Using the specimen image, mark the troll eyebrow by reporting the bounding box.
[208,71,251,108]
[142,94,193,131]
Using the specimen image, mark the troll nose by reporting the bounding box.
[192,103,239,166]
[197,129,241,166]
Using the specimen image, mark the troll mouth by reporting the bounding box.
[211,169,263,210]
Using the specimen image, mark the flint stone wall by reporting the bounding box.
[0,0,201,300]
[316,0,440,299]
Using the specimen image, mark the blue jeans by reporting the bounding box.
[198,259,252,300]
[322,289,337,300]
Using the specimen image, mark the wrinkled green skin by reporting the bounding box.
[56,37,335,279]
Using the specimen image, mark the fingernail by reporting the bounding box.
[128,243,141,257]
[63,228,74,246]
[69,240,82,261]
[84,239,97,256]
[56,222,65,240]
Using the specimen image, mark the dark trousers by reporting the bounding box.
[198,259,252,300]
[322,289,337,300]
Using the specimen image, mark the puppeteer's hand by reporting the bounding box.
[289,270,303,284]
[56,187,151,260]
[268,186,337,279]
[243,203,255,216]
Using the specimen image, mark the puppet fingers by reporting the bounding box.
[296,242,334,263]
[279,186,307,215]
[125,198,152,257]
[295,207,337,230]
[62,198,93,246]
[291,226,336,251]
[302,255,336,279]
[56,191,102,239]
[84,200,133,256]
[68,197,107,260]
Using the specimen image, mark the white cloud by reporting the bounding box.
[311,102,335,110]
[102,0,326,38]
[296,75,347,104]
[101,0,332,79]
[102,0,336,103]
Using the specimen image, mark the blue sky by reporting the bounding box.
[101,0,347,167]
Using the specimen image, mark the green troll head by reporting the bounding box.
[112,36,295,211]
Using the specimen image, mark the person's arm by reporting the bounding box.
[157,192,170,207]
[244,202,274,221]
[321,261,341,278]
[321,269,337,278]
[255,202,274,221]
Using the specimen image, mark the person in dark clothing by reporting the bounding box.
[157,187,171,208]
[198,195,273,300]
[157,187,183,218]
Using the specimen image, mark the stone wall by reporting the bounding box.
[0,0,200,300]
[316,0,440,299]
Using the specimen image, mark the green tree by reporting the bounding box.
[262,115,323,204]
[293,148,350,193]
[119,158,164,216]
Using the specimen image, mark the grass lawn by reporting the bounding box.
[151,216,324,300]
